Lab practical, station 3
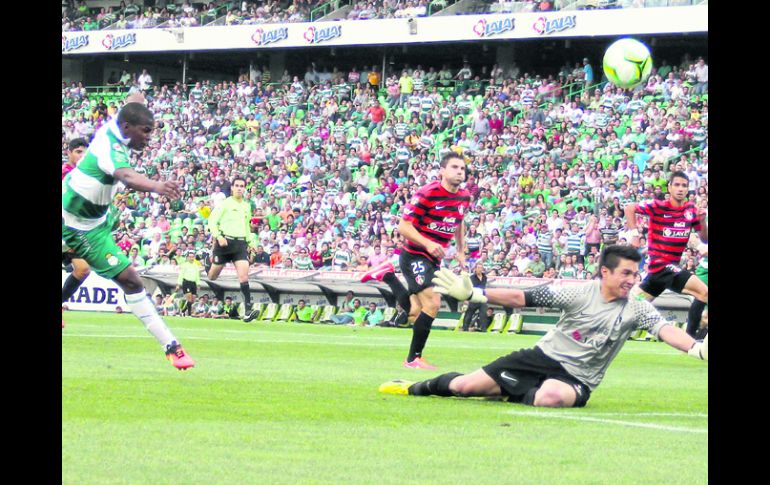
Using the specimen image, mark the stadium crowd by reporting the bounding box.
[61,54,708,283]
[62,0,696,32]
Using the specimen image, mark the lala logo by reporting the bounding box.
[304,25,341,44]
[62,34,89,52]
[102,32,137,50]
[473,18,515,38]
[532,15,577,35]
[252,27,288,46]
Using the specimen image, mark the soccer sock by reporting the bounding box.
[240,282,251,310]
[124,290,177,349]
[409,372,463,397]
[61,274,85,303]
[445,295,459,313]
[382,272,411,314]
[686,299,706,337]
[407,312,435,362]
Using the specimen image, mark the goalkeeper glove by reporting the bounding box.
[431,269,487,303]
[687,333,708,361]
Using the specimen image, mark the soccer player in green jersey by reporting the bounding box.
[380,245,707,407]
[62,102,195,370]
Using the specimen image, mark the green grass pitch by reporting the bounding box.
[62,312,708,485]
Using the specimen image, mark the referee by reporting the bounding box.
[207,176,258,321]
[176,251,201,317]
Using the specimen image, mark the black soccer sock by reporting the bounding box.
[445,295,459,313]
[686,299,707,338]
[407,312,435,362]
[382,272,411,314]
[240,282,252,310]
[409,372,463,397]
[61,274,85,303]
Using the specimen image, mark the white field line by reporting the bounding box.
[61,331,684,355]
[505,410,708,434]
[63,325,684,355]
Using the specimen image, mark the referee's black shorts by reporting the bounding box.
[399,250,440,294]
[482,346,591,408]
[640,264,693,298]
[212,237,249,265]
[181,280,197,296]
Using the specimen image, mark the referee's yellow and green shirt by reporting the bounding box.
[207,197,251,239]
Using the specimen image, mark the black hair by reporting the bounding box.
[668,170,689,185]
[117,102,154,126]
[599,245,641,272]
[232,176,247,186]
[440,151,464,168]
[68,137,88,151]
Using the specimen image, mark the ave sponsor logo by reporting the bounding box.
[532,15,577,35]
[252,27,288,46]
[102,32,137,50]
[473,17,516,38]
[663,228,690,238]
[304,25,341,44]
[62,34,89,52]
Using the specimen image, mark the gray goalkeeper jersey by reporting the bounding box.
[528,280,669,391]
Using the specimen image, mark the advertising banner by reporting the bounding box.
[63,6,707,55]
[62,271,132,313]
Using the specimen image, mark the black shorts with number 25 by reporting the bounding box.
[212,238,249,265]
[399,250,440,294]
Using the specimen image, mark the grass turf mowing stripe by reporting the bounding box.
[505,410,708,434]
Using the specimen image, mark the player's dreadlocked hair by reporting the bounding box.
[118,102,154,127]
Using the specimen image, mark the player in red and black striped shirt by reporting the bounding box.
[361,153,471,369]
[624,171,708,304]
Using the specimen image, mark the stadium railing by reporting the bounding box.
[310,0,347,22]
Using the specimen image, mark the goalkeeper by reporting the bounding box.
[379,245,707,408]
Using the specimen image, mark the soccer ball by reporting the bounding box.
[602,38,653,90]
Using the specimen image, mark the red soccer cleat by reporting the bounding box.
[361,262,395,283]
[403,357,437,370]
[62,307,65,329]
[165,341,196,370]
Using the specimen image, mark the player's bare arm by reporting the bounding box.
[398,218,444,259]
[454,221,466,270]
[624,203,641,246]
[697,207,708,242]
[113,167,181,199]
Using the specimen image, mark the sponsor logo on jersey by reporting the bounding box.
[106,253,119,267]
[663,228,690,238]
[62,34,89,52]
[251,27,288,46]
[533,15,577,35]
[102,33,137,50]
[473,17,516,38]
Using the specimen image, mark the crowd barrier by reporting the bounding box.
[63,267,693,334]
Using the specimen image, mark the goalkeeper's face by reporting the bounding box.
[601,259,639,299]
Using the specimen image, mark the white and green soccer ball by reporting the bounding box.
[602,38,653,90]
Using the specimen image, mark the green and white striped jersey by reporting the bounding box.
[62,118,131,231]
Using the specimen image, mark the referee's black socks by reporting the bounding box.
[409,372,463,397]
[407,312,435,362]
[240,282,251,310]
[382,272,411,314]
